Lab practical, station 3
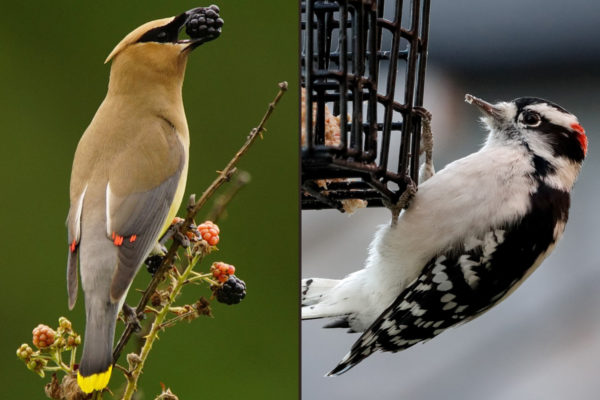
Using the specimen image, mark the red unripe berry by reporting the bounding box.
[32,324,56,349]
[198,221,220,246]
[211,261,236,282]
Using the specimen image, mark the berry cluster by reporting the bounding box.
[27,358,47,376]
[18,317,81,378]
[214,275,246,305]
[32,324,56,349]
[58,317,72,332]
[197,221,220,246]
[186,5,223,40]
[145,254,164,275]
[16,343,34,361]
[211,261,235,283]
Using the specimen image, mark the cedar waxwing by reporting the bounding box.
[66,7,223,394]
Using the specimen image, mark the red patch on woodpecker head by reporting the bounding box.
[571,123,585,135]
[571,123,587,155]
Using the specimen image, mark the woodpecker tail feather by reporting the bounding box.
[327,349,370,376]
[327,311,383,375]
[77,298,118,393]
[302,278,359,321]
[301,278,339,306]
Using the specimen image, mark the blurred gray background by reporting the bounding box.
[302,1,600,399]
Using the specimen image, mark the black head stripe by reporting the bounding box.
[537,119,585,163]
[531,152,556,178]
[522,141,557,179]
[513,97,571,116]
[137,14,187,44]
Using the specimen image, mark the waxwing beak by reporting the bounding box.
[136,5,223,51]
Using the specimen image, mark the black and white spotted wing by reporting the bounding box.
[329,183,569,376]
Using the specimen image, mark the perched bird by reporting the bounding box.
[302,95,587,375]
[66,7,223,393]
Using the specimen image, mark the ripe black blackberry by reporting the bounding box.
[186,5,223,40]
[145,255,164,275]
[215,275,246,305]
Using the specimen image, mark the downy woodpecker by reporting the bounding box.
[302,95,587,375]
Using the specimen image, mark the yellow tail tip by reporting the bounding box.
[77,365,112,394]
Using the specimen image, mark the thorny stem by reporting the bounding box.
[37,351,71,374]
[44,366,66,372]
[114,364,130,376]
[187,81,288,218]
[159,310,198,329]
[121,248,204,400]
[144,306,161,314]
[54,347,70,372]
[192,270,216,277]
[185,274,218,285]
[113,81,288,396]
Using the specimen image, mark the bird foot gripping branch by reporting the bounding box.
[120,304,142,333]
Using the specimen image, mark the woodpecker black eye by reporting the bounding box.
[522,111,541,127]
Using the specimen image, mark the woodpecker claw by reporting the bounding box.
[413,106,432,122]
[414,107,435,183]
[399,179,417,210]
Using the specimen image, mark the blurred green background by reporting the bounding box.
[0,1,298,399]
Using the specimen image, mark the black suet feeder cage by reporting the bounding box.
[301,0,431,211]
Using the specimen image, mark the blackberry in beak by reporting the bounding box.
[136,5,223,51]
[183,5,224,50]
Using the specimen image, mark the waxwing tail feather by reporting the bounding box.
[78,296,118,392]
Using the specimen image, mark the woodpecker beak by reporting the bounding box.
[465,94,503,119]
